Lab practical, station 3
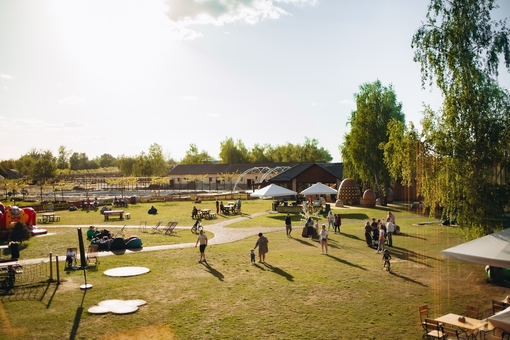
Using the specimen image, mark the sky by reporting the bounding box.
[1,0,509,163]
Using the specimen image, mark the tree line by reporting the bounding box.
[0,137,333,182]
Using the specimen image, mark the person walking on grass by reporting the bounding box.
[285,213,292,237]
[319,224,329,255]
[376,224,386,254]
[327,210,334,231]
[254,233,269,263]
[195,229,208,263]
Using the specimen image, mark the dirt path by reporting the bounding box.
[18,211,282,265]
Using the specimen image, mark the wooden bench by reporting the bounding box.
[124,213,131,219]
[103,210,124,221]
[208,212,217,219]
[54,216,61,222]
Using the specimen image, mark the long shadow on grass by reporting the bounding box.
[292,238,317,247]
[69,290,86,340]
[326,254,367,271]
[257,262,294,281]
[389,271,428,287]
[388,246,437,267]
[338,232,362,241]
[201,262,224,281]
[398,232,427,240]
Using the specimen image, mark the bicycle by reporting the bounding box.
[191,219,203,234]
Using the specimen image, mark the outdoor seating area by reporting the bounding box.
[39,212,60,223]
[419,300,510,339]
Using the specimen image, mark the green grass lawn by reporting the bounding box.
[1,201,508,339]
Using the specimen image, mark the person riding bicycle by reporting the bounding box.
[382,249,392,272]
[192,219,202,233]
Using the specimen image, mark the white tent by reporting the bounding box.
[300,182,338,196]
[441,228,510,268]
[250,184,297,198]
[488,306,510,332]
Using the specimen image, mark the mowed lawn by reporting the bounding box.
[1,201,508,340]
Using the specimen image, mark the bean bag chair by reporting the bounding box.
[110,237,126,250]
[125,237,143,249]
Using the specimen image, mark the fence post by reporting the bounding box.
[56,255,60,284]
[49,252,53,282]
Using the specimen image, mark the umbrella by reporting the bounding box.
[250,184,297,198]
[300,182,338,195]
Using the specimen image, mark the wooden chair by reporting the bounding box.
[423,318,445,339]
[481,327,509,340]
[86,244,99,266]
[492,300,509,315]
[419,304,430,330]
[151,220,163,233]
[466,305,479,319]
[442,325,464,340]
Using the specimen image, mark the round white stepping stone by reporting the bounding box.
[103,266,150,277]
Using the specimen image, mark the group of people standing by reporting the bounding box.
[363,211,396,253]
[326,210,342,234]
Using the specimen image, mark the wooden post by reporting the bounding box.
[49,252,53,281]
[56,255,60,284]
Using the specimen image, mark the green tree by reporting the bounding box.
[97,153,117,168]
[248,144,271,163]
[180,144,213,164]
[147,143,167,176]
[118,155,136,176]
[219,137,249,164]
[31,158,57,181]
[56,145,71,170]
[69,152,90,170]
[340,80,405,195]
[412,0,510,235]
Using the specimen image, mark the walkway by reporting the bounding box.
[18,211,281,265]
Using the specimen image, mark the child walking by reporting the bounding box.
[250,249,256,265]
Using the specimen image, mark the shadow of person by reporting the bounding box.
[202,262,224,281]
[262,262,294,281]
[327,254,368,271]
[292,238,317,247]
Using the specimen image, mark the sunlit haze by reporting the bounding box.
[1,0,509,162]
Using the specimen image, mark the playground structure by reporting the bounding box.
[0,202,46,239]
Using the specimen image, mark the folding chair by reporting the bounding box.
[442,325,463,340]
[86,244,100,266]
[151,220,163,233]
[419,304,430,331]
[423,318,445,340]
[139,220,147,232]
[492,300,509,315]
[466,305,479,319]
[163,221,178,235]
[115,225,126,238]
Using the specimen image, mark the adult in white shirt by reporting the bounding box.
[386,220,395,247]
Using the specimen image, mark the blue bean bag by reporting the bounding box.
[126,237,142,249]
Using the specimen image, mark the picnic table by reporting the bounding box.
[103,210,124,221]
[41,213,55,223]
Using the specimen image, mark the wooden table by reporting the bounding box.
[435,313,486,339]
[200,209,211,219]
[103,210,124,221]
[41,213,55,223]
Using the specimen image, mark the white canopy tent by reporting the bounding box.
[300,182,338,196]
[250,184,297,199]
[488,306,510,332]
[441,228,510,268]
